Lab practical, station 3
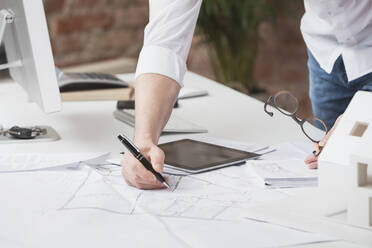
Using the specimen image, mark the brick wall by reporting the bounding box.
[188,7,312,119]
[43,0,148,67]
[43,0,311,118]
[256,15,312,119]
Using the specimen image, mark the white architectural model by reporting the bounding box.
[318,90,372,229]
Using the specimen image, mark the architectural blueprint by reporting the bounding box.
[57,141,312,221]
[0,142,337,248]
[60,163,290,221]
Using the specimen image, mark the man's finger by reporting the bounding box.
[133,167,167,188]
[149,148,165,173]
[122,154,155,180]
[125,168,162,188]
[121,158,154,185]
[133,164,159,183]
[305,154,317,164]
[314,142,320,152]
[308,162,318,169]
[120,145,167,190]
[134,183,166,190]
[132,179,166,190]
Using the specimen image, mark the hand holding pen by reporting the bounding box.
[118,134,170,189]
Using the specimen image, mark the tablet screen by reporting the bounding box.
[159,139,259,171]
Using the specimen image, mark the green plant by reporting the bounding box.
[197,0,283,93]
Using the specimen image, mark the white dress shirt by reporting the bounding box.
[135,0,202,86]
[136,0,372,86]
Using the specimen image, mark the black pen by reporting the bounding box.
[117,134,170,189]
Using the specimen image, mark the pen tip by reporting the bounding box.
[163,182,170,189]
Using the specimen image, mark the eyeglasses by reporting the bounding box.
[264,91,328,156]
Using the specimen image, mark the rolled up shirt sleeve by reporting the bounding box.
[135,0,202,87]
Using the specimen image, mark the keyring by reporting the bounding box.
[2,126,47,139]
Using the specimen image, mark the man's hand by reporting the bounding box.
[305,115,343,169]
[121,140,167,190]
[121,73,180,189]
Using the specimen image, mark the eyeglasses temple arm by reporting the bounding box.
[264,96,274,117]
[312,143,324,157]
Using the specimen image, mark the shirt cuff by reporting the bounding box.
[135,45,186,87]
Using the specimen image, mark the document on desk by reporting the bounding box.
[0,163,336,248]
[0,152,109,173]
[0,139,335,247]
[258,142,310,160]
[244,142,317,188]
[249,159,318,188]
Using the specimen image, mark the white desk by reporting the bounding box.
[0,72,365,247]
[0,72,309,155]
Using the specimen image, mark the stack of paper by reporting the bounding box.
[249,159,317,188]
[114,109,208,133]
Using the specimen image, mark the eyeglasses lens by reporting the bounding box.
[302,118,327,142]
[274,92,298,115]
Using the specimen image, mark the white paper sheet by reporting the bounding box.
[258,142,309,160]
[249,159,318,188]
[0,168,186,248]
[243,191,372,247]
[0,152,109,172]
[0,139,337,247]
[0,165,336,248]
[163,218,337,248]
[107,139,312,220]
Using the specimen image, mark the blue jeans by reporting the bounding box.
[308,50,372,130]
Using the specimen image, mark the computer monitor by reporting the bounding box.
[0,0,61,113]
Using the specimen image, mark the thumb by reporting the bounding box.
[149,147,165,173]
[313,142,321,155]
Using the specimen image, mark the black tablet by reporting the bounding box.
[159,139,260,173]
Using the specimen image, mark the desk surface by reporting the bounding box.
[0,72,310,155]
[0,72,365,248]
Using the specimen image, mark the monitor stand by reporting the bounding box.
[0,9,61,144]
[0,9,22,71]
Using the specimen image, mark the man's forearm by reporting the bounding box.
[134,73,180,145]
